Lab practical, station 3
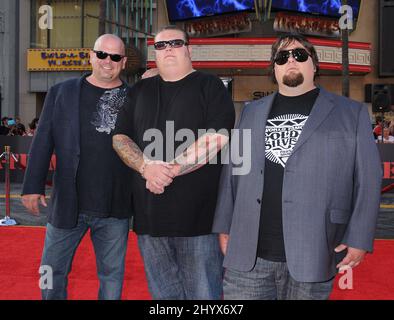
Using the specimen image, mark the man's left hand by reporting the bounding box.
[335,244,367,270]
[145,162,180,195]
[146,180,164,195]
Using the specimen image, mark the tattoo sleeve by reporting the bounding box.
[173,133,229,176]
[112,134,144,172]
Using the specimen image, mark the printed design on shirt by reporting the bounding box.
[265,114,308,167]
[91,87,127,134]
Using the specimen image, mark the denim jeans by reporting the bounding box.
[40,214,129,300]
[223,257,334,300]
[137,234,224,300]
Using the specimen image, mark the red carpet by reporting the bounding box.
[0,226,393,300]
[0,226,150,300]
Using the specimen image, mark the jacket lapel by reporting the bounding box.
[290,88,335,156]
[250,93,277,171]
[67,77,82,155]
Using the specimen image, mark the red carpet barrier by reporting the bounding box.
[2,136,394,192]
[0,137,54,184]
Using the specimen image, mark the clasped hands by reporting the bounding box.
[141,160,181,195]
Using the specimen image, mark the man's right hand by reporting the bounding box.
[141,68,159,79]
[143,161,175,190]
[219,233,229,255]
[21,194,47,215]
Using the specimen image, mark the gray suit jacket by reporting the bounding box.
[212,88,382,282]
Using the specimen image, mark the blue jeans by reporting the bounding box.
[224,258,334,300]
[137,234,224,300]
[40,214,129,300]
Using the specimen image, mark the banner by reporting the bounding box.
[184,12,252,37]
[27,48,91,71]
[273,12,341,38]
[27,47,142,73]
[378,144,394,191]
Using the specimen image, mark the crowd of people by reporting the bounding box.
[0,116,39,136]
[373,116,394,143]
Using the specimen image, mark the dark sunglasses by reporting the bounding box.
[274,48,311,65]
[93,50,124,62]
[154,39,188,50]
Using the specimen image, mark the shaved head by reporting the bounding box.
[94,34,125,55]
[88,34,127,88]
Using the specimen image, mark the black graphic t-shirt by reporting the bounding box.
[76,78,129,217]
[114,71,235,236]
[257,87,320,262]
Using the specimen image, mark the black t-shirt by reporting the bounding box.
[76,78,132,217]
[257,87,320,261]
[114,71,235,236]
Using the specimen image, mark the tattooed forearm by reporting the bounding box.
[173,133,229,176]
[113,134,144,172]
[177,162,202,176]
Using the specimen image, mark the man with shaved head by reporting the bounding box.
[22,34,133,300]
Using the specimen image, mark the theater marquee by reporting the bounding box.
[147,38,371,74]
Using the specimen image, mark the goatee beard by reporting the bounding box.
[283,72,304,87]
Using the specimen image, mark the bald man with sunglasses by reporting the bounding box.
[213,34,382,300]
[22,34,133,300]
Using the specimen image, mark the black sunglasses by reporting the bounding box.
[274,48,311,65]
[93,50,124,62]
[154,39,188,50]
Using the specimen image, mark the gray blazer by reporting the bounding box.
[212,88,382,282]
